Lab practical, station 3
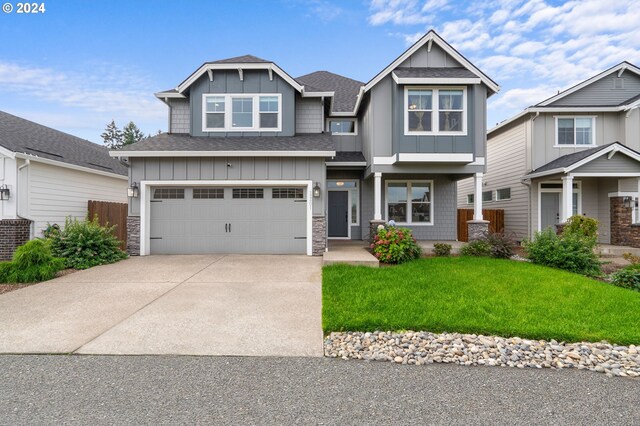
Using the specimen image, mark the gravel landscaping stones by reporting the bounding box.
[324,331,640,378]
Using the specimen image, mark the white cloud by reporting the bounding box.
[369,0,434,25]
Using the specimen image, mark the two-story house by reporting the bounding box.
[111,30,499,256]
[458,62,640,246]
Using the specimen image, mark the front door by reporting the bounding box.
[328,191,349,238]
[541,192,560,231]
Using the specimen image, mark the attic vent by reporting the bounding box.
[613,78,624,89]
[23,147,64,158]
[86,162,113,171]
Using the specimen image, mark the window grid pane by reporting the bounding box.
[232,188,264,199]
[193,188,224,199]
[153,188,185,199]
[557,118,575,145]
[232,98,253,128]
[272,188,304,199]
[260,113,278,128]
[407,90,432,133]
[386,181,432,224]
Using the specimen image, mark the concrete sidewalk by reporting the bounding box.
[0,255,323,357]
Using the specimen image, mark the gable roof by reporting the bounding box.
[110,133,335,158]
[524,142,640,179]
[537,61,640,107]
[0,111,127,177]
[211,54,270,64]
[296,71,364,114]
[364,30,499,95]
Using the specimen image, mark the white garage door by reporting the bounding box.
[149,186,307,254]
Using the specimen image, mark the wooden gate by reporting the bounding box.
[457,209,505,242]
[88,200,128,250]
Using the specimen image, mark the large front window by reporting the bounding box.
[386,181,432,225]
[405,88,465,135]
[203,94,281,132]
[556,117,595,146]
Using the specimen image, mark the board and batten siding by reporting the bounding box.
[457,118,530,240]
[27,161,127,238]
[128,156,326,216]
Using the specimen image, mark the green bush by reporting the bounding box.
[0,239,65,283]
[562,215,598,241]
[460,239,492,257]
[611,265,640,291]
[523,228,601,277]
[48,216,127,270]
[485,232,515,259]
[432,243,452,257]
[371,225,421,264]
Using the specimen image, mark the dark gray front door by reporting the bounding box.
[328,191,349,238]
[541,192,560,231]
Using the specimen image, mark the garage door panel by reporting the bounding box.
[149,186,307,255]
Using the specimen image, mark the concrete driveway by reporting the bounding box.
[0,255,323,357]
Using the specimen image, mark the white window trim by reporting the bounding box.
[202,93,282,132]
[537,180,582,232]
[327,179,359,231]
[326,119,358,135]
[553,116,597,148]
[466,194,474,205]
[404,86,467,136]
[495,187,511,201]
[384,180,434,226]
[482,190,493,203]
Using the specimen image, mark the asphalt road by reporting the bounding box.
[0,355,638,425]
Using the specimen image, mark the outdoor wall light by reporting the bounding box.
[0,184,9,201]
[127,182,139,198]
[623,196,634,209]
[313,183,321,198]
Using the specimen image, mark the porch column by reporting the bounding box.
[473,172,483,220]
[374,172,382,220]
[561,175,573,222]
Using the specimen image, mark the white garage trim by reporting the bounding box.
[139,180,313,256]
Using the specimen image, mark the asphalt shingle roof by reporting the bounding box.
[392,67,478,79]
[211,55,270,64]
[0,111,127,176]
[326,151,366,163]
[296,71,364,114]
[526,142,617,176]
[114,133,336,153]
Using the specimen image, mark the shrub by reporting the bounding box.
[432,243,452,257]
[484,231,515,259]
[48,216,127,270]
[371,225,421,264]
[622,252,640,265]
[523,228,601,277]
[0,239,65,283]
[611,264,640,291]
[460,239,492,257]
[562,215,598,241]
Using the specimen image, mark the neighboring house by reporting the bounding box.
[111,30,499,256]
[0,111,128,260]
[457,62,640,246]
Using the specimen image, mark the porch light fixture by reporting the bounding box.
[623,196,634,209]
[127,182,139,198]
[335,181,345,187]
[0,184,9,201]
[313,183,321,198]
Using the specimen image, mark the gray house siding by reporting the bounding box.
[398,42,462,68]
[128,156,326,216]
[572,152,640,174]
[295,97,323,133]
[548,72,640,107]
[189,70,296,137]
[168,99,190,134]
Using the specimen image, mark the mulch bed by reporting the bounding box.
[0,269,77,296]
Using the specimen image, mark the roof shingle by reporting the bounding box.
[392,67,478,79]
[296,71,364,114]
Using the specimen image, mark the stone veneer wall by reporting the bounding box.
[467,220,489,241]
[0,219,32,261]
[610,197,640,248]
[312,216,326,256]
[127,216,141,256]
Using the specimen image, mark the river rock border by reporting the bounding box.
[324,331,639,378]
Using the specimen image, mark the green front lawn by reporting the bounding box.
[323,257,640,345]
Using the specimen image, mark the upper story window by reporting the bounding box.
[405,87,466,136]
[203,94,281,132]
[327,119,357,135]
[555,116,595,147]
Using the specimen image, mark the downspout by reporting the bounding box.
[16,159,33,235]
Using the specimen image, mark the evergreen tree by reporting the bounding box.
[101,120,124,148]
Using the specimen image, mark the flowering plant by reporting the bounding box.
[370,225,421,264]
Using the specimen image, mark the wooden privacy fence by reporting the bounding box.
[88,200,128,250]
[457,209,505,242]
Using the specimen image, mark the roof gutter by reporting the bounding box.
[13,153,127,180]
[109,150,337,158]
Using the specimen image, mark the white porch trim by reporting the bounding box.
[374,172,382,220]
[473,172,483,220]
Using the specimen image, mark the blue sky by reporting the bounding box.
[0,0,638,143]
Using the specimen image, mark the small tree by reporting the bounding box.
[122,121,146,146]
[101,120,123,148]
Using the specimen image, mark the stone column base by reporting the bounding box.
[369,220,386,244]
[312,216,326,256]
[467,220,489,241]
[0,219,32,261]
[126,216,140,256]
